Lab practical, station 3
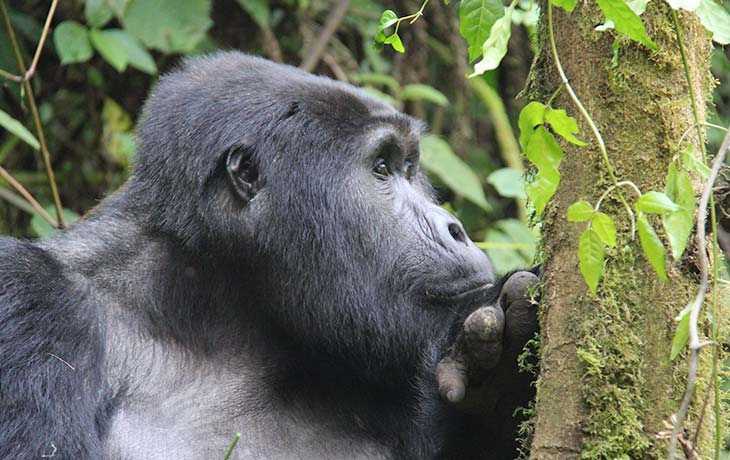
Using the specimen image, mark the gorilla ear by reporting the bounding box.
[226,145,261,204]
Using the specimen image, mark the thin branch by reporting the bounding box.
[0,0,65,227]
[0,166,57,227]
[299,0,351,72]
[667,126,730,460]
[0,184,36,215]
[260,26,283,63]
[0,0,58,83]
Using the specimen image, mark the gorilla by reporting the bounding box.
[0,52,539,460]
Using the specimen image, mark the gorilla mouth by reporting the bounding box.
[425,278,493,305]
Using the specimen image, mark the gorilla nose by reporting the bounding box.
[431,208,469,248]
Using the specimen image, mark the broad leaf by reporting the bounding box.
[545,108,587,146]
[567,200,594,222]
[636,191,681,214]
[663,163,695,259]
[637,213,668,281]
[595,0,658,50]
[518,102,546,152]
[401,84,448,106]
[669,304,691,360]
[592,212,617,247]
[376,10,398,43]
[361,88,398,107]
[596,0,648,30]
[552,0,578,12]
[356,73,400,90]
[525,126,564,217]
[469,3,515,77]
[487,168,526,199]
[85,0,114,28]
[123,0,212,53]
[579,228,604,295]
[31,205,79,238]
[104,30,156,74]
[53,21,93,65]
[695,0,730,44]
[237,0,270,28]
[420,134,492,212]
[484,219,536,276]
[89,29,128,72]
[680,144,711,178]
[459,0,505,62]
[384,33,405,53]
[0,109,39,150]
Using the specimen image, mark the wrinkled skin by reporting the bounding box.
[0,52,539,460]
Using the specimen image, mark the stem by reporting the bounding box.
[0,0,65,227]
[0,166,57,227]
[668,12,722,460]
[595,180,642,211]
[223,433,241,460]
[547,1,635,235]
[0,0,58,83]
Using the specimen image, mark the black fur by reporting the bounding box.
[0,52,536,460]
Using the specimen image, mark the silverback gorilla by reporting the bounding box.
[0,52,540,460]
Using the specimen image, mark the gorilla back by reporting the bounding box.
[0,52,537,460]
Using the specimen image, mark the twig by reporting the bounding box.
[667,126,730,460]
[0,184,37,215]
[0,0,58,83]
[260,26,283,63]
[0,0,65,227]
[223,433,241,460]
[299,0,351,72]
[0,166,57,227]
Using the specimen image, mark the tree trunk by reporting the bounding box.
[526,3,714,459]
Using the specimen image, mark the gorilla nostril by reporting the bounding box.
[448,223,466,243]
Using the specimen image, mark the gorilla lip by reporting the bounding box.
[425,279,493,304]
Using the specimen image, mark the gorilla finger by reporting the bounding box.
[499,271,540,310]
[436,356,468,403]
[504,298,539,351]
[463,306,505,369]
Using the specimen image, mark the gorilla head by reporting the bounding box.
[125,52,494,377]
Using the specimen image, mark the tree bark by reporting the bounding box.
[526,3,714,459]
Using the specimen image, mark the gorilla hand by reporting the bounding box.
[436,270,540,408]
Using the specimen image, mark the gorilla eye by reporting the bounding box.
[373,158,390,178]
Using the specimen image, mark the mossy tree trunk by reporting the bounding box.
[526,3,714,459]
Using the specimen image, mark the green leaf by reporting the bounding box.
[525,126,564,217]
[596,0,648,30]
[107,0,131,17]
[635,191,681,214]
[122,0,212,53]
[0,109,39,150]
[420,134,492,212]
[103,30,156,74]
[31,205,79,238]
[469,3,515,77]
[579,228,605,295]
[400,84,448,106]
[356,73,400,90]
[637,213,668,281]
[545,108,587,146]
[567,201,594,222]
[592,212,617,247]
[236,0,270,28]
[384,33,405,53]
[552,0,578,12]
[595,0,658,50]
[361,87,398,107]
[518,101,546,151]
[376,10,398,43]
[89,29,129,72]
[484,219,536,276]
[695,0,730,44]
[669,304,691,360]
[487,168,526,199]
[53,21,93,65]
[85,0,114,28]
[663,163,695,259]
[458,0,505,62]
[665,0,700,11]
[680,144,711,178]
